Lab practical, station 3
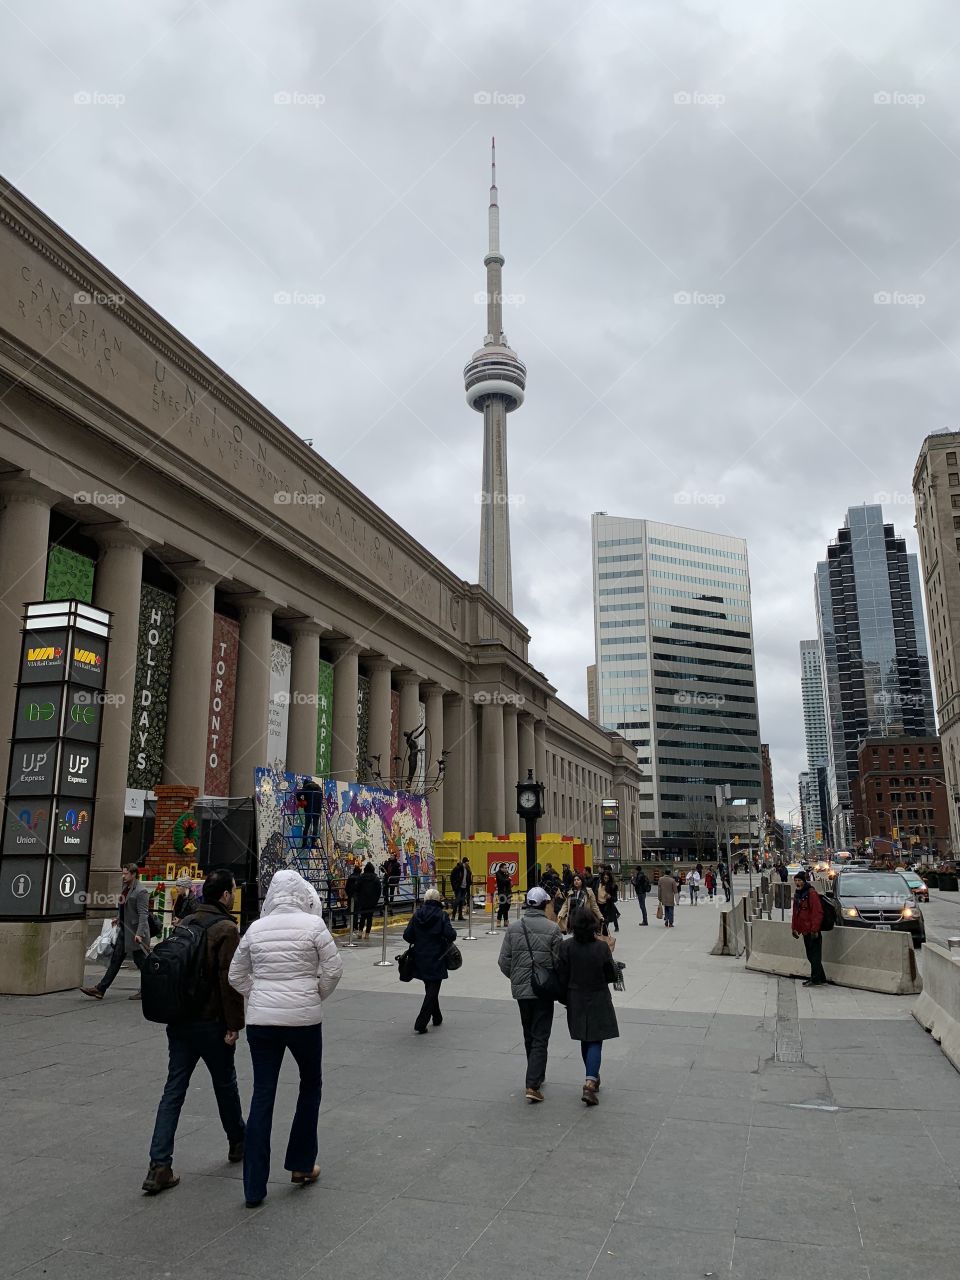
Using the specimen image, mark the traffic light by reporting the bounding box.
[892,827,899,840]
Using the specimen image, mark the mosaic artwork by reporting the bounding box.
[254,766,434,898]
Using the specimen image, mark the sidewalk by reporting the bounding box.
[0,880,958,1280]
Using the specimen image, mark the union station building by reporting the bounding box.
[0,180,643,989]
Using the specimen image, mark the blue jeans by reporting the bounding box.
[664,904,675,926]
[581,1040,602,1081]
[637,893,648,924]
[149,1022,244,1166]
[244,1023,324,1204]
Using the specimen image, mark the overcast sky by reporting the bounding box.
[2,0,958,817]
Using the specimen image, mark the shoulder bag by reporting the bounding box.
[520,919,562,1002]
[445,941,463,971]
[395,944,416,982]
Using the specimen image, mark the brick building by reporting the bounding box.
[856,736,951,858]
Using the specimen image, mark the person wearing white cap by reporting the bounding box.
[497,886,563,1103]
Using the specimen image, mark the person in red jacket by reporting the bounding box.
[791,870,827,987]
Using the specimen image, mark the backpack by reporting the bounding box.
[141,913,221,1024]
[818,893,836,932]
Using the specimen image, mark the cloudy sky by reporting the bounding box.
[2,0,958,817]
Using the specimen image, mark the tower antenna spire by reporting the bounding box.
[488,135,500,260]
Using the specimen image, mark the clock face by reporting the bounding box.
[519,789,537,810]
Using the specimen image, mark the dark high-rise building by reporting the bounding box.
[760,743,775,819]
[815,504,935,847]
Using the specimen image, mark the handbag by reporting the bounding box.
[445,942,463,972]
[520,919,562,1002]
[395,945,415,982]
[656,902,664,920]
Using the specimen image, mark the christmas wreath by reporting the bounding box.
[172,812,199,855]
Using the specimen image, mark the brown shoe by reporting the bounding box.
[524,1087,544,1103]
[581,1081,599,1107]
[142,1163,180,1194]
[290,1166,320,1184]
[80,986,103,999]
[129,991,142,1000]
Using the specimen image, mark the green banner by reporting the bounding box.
[316,658,333,776]
[44,546,94,603]
[127,584,176,788]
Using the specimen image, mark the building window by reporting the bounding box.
[948,452,958,465]
[951,474,960,486]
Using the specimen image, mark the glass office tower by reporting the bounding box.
[815,504,935,846]
[591,514,762,857]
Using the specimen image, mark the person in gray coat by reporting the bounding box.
[555,905,620,1106]
[81,863,151,1000]
[497,886,563,1103]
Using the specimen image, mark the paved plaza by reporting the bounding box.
[1,880,959,1280]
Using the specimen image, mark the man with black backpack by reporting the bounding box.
[633,866,651,925]
[141,868,245,1195]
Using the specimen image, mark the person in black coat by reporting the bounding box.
[296,779,324,850]
[355,862,382,939]
[494,867,513,928]
[402,889,457,1034]
[555,906,620,1106]
[345,864,363,932]
[449,858,472,921]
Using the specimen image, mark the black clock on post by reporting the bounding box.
[516,769,545,891]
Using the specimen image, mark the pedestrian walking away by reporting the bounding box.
[402,887,458,1034]
[497,886,563,1102]
[632,866,651,924]
[81,863,152,1000]
[555,906,620,1106]
[557,874,603,934]
[355,861,382,938]
[704,869,715,901]
[381,854,401,905]
[687,868,701,905]
[142,868,246,1195]
[597,869,620,933]
[494,865,513,927]
[791,870,827,987]
[228,869,343,1208]
[345,863,363,933]
[658,870,677,928]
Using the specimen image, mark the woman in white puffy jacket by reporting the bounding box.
[229,869,343,1207]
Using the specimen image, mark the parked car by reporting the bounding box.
[898,871,929,904]
[829,870,925,949]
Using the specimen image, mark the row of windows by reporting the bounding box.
[603,668,648,678]
[648,536,746,560]
[597,537,645,548]
[652,604,751,624]
[597,553,642,565]
[659,759,760,773]
[665,621,752,639]
[657,723,759,737]
[600,620,645,630]
[613,720,650,729]
[597,569,644,581]
[599,602,646,613]
[653,651,754,672]
[650,554,748,577]
[599,586,645,597]
[653,669,755,688]
[648,586,736,603]
[602,704,648,715]
[657,703,758,720]
[650,569,749,593]
[653,636,753,656]
[599,648,647,660]
[654,686,756,704]
[659,739,758,753]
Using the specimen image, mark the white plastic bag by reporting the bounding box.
[85,920,117,962]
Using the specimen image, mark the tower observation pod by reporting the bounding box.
[464,137,526,614]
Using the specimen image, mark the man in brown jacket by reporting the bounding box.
[658,870,678,928]
[142,868,246,1194]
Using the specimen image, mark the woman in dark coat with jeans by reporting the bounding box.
[402,888,457,1034]
[555,906,619,1105]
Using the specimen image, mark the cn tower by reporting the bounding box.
[464,138,526,613]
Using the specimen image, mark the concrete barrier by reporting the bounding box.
[710,899,746,957]
[913,943,960,1072]
[745,920,922,995]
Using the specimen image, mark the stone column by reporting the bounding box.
[366,657,395,784]
[534,719,548,805]
[329,641,359,784]
[0,478,54,788]
[443,693,466,836]
[287,621,323,775]
[229,598,274,795]
[163,566,220,790]
[423,683,445,836]
[479,699,505,835]
[396,672,421,789]
[518,712,536,782]
[503,702,519,833]
[88,525,148,904]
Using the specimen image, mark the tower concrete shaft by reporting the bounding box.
[464,137,526,614]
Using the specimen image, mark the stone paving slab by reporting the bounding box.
[0,880,957,1279]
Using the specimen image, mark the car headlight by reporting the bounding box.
[901,906,916,918]
[843,906,859,918]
